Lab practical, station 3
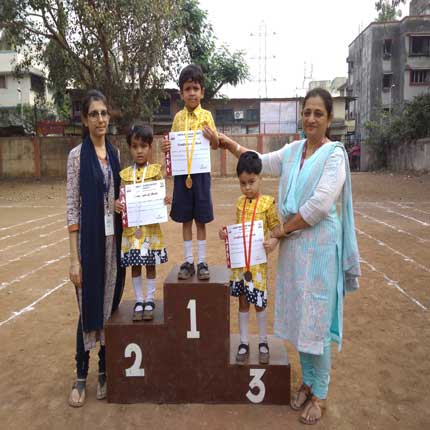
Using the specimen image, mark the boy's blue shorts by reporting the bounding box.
[170,172,214,224]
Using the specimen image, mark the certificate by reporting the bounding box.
[166,130,211,176]
[120,180,168,227]
[224,220,267,269]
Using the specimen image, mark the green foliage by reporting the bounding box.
[1,0,249,124]
[375,0,406,22]
[14,98,57,134]
[180,0,249,100]
[0,0,187,125]
[365,94,430,168]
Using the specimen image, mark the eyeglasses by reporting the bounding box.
[88,110,109,120]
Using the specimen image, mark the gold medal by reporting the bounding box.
[244,271,253,282]
[185,176,193,189]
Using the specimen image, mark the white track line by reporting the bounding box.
[356,228,430,274]
[372,203,429,227]
[0,278,70,327]
[393,202,430,217]
[361,258,427,310]
[0,240,31,254]
[0,237,68,269]
[0,226,66,254]
[0,205,63,209]
[0,218,63,242]
[0,212,63,232]
[38,225,67,238]
[0,254,68,291]
[355,210,429,243]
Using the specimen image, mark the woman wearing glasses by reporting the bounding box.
[66,89,125,407]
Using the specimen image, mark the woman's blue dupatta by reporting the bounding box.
[279,140,361,292]
[79,135,124,332]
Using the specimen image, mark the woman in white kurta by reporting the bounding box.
[218,88,360,425]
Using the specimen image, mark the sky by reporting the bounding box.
[198,0,410,98]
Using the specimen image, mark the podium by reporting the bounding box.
[105,266,290,404]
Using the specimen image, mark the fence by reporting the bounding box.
[0,133,299,178]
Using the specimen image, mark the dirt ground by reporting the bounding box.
[0,171,429,430]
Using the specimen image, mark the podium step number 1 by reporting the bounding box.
[106,265,290,404]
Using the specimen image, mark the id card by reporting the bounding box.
[104,213,114,236]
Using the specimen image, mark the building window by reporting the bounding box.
[30,74,45,95]
[410,69,430,85]
[410,36,430,56]
[383,39,392,56]
[347,61,354,74]
[245,109,258,122]
[0,75,6,89]
[216,109,234,124]
[382,73,393,89]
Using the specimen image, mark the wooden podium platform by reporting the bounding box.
[105,265,290,404]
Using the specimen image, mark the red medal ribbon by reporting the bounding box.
[241,194,260,274]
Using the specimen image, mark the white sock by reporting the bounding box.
[239,311,249,353]
[184,240,193,264]
[145,278,156,311]
[256,310,268,350]
[132,276,143,311]
[197,240,206,264]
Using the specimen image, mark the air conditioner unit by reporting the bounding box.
[234,110,244,120]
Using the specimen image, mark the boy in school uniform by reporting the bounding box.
[162,64,219,280]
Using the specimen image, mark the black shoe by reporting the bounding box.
[236,343,249,365]
[197,262,210,280]
[178,261,195,280]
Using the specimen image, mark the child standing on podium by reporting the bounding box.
[219,152,281,365]
[161,64,219,281]
[115,125,169,321]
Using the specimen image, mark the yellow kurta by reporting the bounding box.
[171,104,216,133]
[230,194,280,308]
[120,163,168,267]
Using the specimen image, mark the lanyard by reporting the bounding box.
[101,154,111,209]
[241,194,260,274]
[185,111,200,184]
[132,162,148,184]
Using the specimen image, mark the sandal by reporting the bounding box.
[132,301,144,321]
[299,395,326,425]
[236,343,249,365]
[68,379,86,407]
[290,383,312,411]
[96,373,106,400]
[143,301,155,321]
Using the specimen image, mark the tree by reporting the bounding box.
[180,0,249,100]
[365,94,430,168]
[375,0,406,21]
[0,0,187,125]
[1,1,249,125]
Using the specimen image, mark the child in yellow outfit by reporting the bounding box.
[115,125,168,321]
[220,151,281,365]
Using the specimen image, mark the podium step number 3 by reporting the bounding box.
[106,265,290,404]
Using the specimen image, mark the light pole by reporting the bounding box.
[17,82,23,124]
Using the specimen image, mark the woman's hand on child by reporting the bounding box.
[114,199,124,214]
[263,237,279,254]
[218,227,227,240]
[69,260,82,288]
[164,196,172,205]
[203,126,219,150]
[161,136,171,153]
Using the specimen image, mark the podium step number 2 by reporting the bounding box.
[106,265,290,404]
